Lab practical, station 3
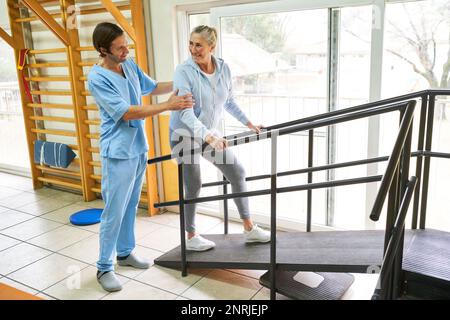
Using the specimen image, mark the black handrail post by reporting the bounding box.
[372,177,418,300]
[269,130,279,300]
[412,94,428,229]
[370,100,416,222]
[307,129,314,232]
[178,163,188,277]
[392,114,413,299]
[223,175,228,235]
[384,165,399,299]
[420,94,436,229]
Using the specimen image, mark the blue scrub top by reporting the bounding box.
[88,59,157,159]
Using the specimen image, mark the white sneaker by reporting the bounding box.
[186,235,216,251]
[244,225,271,243]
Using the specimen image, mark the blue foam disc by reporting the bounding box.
[69,208,102,226]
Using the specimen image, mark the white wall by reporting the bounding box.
[0,0,9,30]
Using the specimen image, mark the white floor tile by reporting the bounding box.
[0,209,35,230]
[8,253,88,291]
[28,225,94,251]
[0,234,21,252]
[58,234,99,264]
[73,222,100,233]
[44,266,126,300]
[204,221,244,234]
[16,198,72,216]
[0,206,9,214]
[47,192,83,203]
[0,243,51,276]
[135,265,207,295]
[137,225,180,252]
[134,219,163,240]
[74,199,105,209]
[26,187,65,198]
[0,187,23,200]
[0,192,48,210]
[225,269,267,280]
[40,204,93,224]
[101,279,177,300]
[0,277,39,295]
[182,269,261,300]
[0,217,63,241]
[146,212,180,228]
[341,273,379,300]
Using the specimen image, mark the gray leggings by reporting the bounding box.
[171,139,250,233]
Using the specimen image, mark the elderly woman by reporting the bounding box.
[170,25,270,251]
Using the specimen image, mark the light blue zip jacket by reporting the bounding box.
[169,55,249,142]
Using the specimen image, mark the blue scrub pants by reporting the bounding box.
[97,152,147,272]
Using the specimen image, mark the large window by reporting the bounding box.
[0,32,30,173]
[180,0,450,231]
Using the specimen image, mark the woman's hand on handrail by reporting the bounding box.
[205,134,228,151]
[246,121,264,134]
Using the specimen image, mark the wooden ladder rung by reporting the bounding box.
[15,0,60,8]
[88,147,99,153]
[25,76,71,82]
[79,76,87,81]
[15,13,60,23]
[89,161,101,167]
[90,174,102,180]
[30,115,75,123]
[78,61,96,67]
[80,4,131,16]
[28,48,66,54]
[31,128,76,137]
[76,44,134,52]
[26,62,68,68]
[36,165,81,177]
[91,186,101,193]
[86,133,100,139]
[68,144,79,151]
[27,103,73,110]
[85,119,100,125]
[81,91,91,96]
[37,176,83,190]
[81,105,97,110]
[30,90,72,96]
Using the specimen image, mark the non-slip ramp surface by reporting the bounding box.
[403,229,450,282]
[259,271,355,300]
[154,230,407,272]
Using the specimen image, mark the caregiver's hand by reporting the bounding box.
[167,89,195,110]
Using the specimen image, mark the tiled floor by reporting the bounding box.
[0,172,377,300]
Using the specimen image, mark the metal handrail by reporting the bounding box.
[149,102,408,164]
[370,100,417,221]
[372,176,418,300]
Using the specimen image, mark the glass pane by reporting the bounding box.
[382,0,450,97]
[220,9,329,226]
[333,6,372,229]
[0,36,30,171]
[189,13,210,31]
[381,0,450,231]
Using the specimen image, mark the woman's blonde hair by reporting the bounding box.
[191,25,217,46]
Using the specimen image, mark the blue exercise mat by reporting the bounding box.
[70,208,102,226]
